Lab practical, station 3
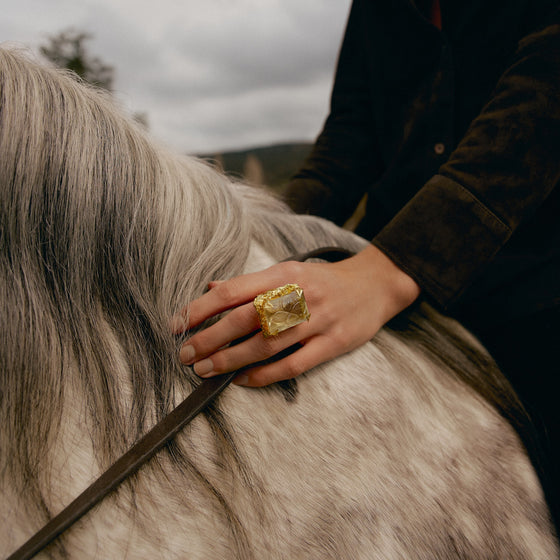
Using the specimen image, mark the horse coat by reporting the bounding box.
[0,48,558,559]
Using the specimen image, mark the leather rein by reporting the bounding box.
[7,246,354,560]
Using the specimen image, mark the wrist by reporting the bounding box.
[358,244,421,317]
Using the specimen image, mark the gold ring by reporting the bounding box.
[253,283,310,337]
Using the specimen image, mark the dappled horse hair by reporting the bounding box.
[0,48,558,558]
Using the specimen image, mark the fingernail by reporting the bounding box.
[193,358,214,377]
[233,374,249,386]
[179,344,196,364]
[170,314,187,334]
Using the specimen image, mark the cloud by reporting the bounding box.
[169,1,345,90]
[1,0,352,153]
[155,79,332,154]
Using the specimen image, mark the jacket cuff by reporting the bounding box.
[372,174,512,307]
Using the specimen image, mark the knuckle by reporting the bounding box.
[188,332,211,356]
[332,323,349,342]
[283,356,305,380]
[276,260,304,281]
[317,304,337,325]
[257,334,280,357]
[245,370,271,388]
[334,324,362,352]
[212,280,235,303]
[323,325,350,351]
[227,306,252,331]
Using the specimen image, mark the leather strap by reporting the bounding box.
[7,246,354,560]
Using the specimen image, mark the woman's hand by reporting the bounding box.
[174,244,420,387]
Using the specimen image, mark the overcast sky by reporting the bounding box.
[1,0,352,154]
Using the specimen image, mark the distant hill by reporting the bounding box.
[199,140,366,231]
[200,141,313,191]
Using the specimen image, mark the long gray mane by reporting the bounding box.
[1,48,557,559]
[0,48,361,463]
[0,47,367,545]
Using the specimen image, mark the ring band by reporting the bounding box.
[253,283,310,337]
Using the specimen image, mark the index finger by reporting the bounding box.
[173,261,301,332]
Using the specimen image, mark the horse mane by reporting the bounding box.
[0,46,367,537]
[1,48,552,558]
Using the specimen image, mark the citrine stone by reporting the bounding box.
[253,284,310,337]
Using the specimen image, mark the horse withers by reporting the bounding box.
[0,49,558,559]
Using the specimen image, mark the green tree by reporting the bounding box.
[40,29,114,91]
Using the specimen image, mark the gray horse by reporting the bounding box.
[1,49,558,559]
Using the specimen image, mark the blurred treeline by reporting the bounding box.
[40,28,310,190]
[201,143,312,192]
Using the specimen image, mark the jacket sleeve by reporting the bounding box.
[283,0,384,226]
[373,18,560,307]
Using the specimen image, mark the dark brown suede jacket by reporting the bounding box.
[285,0,560,328]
